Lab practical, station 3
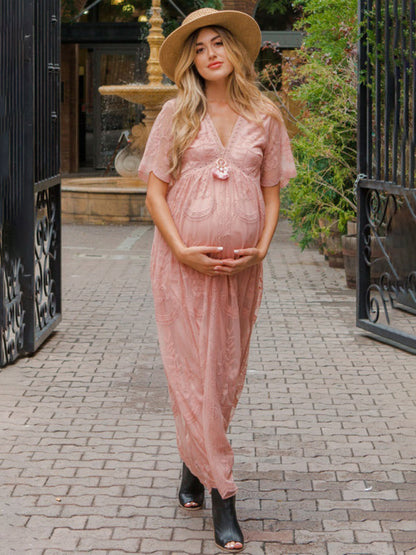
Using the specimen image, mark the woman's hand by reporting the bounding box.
[146,173,225,276]
[212,247,265,276]
[178,246,225,276]
[211,184,282,276]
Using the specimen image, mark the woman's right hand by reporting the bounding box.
[177,246,224,276]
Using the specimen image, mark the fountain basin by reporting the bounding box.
[62,177,151,224]
[99,83,177,106]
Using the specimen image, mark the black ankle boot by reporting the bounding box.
[211,488,244,552]
[178,462,205,510]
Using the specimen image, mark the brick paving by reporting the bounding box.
[0,220,415,554]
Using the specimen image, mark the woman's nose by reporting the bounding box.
[207,45,216,58]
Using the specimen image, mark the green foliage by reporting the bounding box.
[61,0,151,23]
[293,0,358,64]
[256,0,294,16]
[162,0,223,36]
[261,0,358,248]
[61,0,221,25]
[285,58,357,248]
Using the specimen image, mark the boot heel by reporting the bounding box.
[211,488,244,552]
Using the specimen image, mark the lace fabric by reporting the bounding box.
[139,99,296,499]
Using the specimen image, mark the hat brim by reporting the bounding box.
[159,10,261,83]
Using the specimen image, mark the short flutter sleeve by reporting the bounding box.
[261,115,297,188]
[138,99,175,184]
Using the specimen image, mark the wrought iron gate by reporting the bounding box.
[357,0,416,352]
[0,0,61,367]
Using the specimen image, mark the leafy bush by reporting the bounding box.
[260,0,359,249]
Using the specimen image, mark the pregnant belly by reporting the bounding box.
[177,196,263,259]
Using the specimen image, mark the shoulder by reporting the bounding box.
[153,98,177,130]
[248,95,283,135]
[257,92,283,122]
[262,109,286,138]
[160,98,177,116]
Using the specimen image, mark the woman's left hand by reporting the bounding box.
[212,185,281,276]
[212,248,265,275]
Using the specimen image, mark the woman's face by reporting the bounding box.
[193,27,234,83]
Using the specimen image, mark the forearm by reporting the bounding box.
[256,185,281,259]
[146,172,224,275]
[145,173,186,260]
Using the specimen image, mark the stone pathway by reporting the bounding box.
[0,220,415,554]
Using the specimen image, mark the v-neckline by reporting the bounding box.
[206,111,241,151]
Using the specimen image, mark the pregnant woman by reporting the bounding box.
[139,8,296,552]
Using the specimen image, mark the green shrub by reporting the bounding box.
[285,54,357,248]
[260,0,359,249]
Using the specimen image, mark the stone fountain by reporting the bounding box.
[99,0,177,151]
[62,0,177,225]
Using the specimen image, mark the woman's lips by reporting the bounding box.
[208,61,223,69]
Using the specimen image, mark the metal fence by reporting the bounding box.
[0,0,61,367]
[357,0,416,352]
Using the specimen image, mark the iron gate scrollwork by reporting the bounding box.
[357,0,416,352]
[0,0,61,367]
[1,254,25,367]
[35,189,59,334]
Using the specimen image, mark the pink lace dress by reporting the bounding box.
[138,99,296,499]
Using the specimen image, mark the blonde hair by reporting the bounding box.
[170,25,283,178]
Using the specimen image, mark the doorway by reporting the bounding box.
[78,44,146,170]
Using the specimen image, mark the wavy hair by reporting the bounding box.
[169,25,283,178]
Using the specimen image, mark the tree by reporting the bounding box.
[256,0,299,16]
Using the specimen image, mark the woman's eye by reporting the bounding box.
[196,47,204,54]
[214,41,223,47]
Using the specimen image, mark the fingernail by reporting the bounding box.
[217,247,223,251]
[234,249,239,254]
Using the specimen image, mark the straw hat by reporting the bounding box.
[159,8,262,82]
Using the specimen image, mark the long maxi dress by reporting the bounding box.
[138,99,297,499]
